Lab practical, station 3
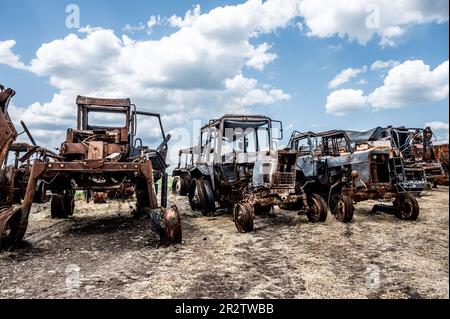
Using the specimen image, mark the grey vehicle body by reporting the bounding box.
[188,114,328,232]
[288,129,420,221]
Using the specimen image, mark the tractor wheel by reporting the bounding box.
[188,178,215,214]
[135,178,152,218]
[51,194,68,219]
[172,176,182,195]
[0,207,22,251]
[233,202,254,233]
[33,181,47,204]
[333,195,354,223]
[394,193,419,220]
[64,192,75,216]
[179,176,191,196]
[160,205,182,246]
[306,193,328,223]
[254,205,273,215]
[172,176,190,196]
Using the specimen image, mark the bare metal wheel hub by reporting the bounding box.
[233,202,254,233]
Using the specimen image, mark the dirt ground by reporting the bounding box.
[0,187,448,299]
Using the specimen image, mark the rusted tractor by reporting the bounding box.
[172,147,196,196]
[0,85,18,207]
[433,142,449,185]
[346,126,446,190]
[0,95,181,251]
[188,114,327,233]
[288,130,419,222]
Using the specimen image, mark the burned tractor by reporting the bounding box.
[172,147,196,196]
[433,141,449,185]
[188,114,328,233]
[0,85,18,207]
[288,130,419,222]
[0,95,181,251]
[346,126,446,190]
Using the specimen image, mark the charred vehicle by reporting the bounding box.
[0,85,18,207]
[0,95,181,251]
[433,141,449,185]
[188,114,328,233]
[288,130,419,222]
[172,147,196,196]
[345,127,428,195]
[346,126,446,189]
[1,86,48,208]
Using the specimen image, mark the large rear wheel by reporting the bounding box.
[51,194,67,219]
[172,175,190,196]
[188,178,215,214]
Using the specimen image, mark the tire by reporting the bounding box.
[254,205,273,215]
[394,192,419,220]
[51,194,68,219]
[333,195,354,223]
[0,207,22,251]
[172,175,190,196]
[306,193,328,223]
[233,202,254,233]
[33,181,47,204]
[179,175,191,196]
[64,192,75,216]
[188,178,215,214]
[172,176,182,195]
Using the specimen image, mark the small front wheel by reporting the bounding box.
[334,195,354,223]
[306,193,328,223]
[233,202,254,233]
[394,192,419,220]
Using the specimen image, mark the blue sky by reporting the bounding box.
[1,0,449,159]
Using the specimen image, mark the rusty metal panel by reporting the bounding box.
[88,141,104,160]
[106,143,122,155]
[60,143,86,155]
[76,96,131,107]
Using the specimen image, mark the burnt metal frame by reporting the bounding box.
[190,114,309,218]
[0,95,181,251]
[288,130,407,204]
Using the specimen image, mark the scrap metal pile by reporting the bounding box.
[1,82,448,251]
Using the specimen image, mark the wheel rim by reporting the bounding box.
[163,206,182,245]
[234,203,254,233]
[0,207,22,251]
[399,198,413,218]
[309,199,320,222]
[173,177,181,194]
[337,199,346,220]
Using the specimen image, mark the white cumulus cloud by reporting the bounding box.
[0,40,28,70]
[6,0,299,148]
[368,60,449,109]
[328,67,366,89]
[298,0,449,46]
[326,59,449,116]
[370,60,400,70]
[325,89,369,116]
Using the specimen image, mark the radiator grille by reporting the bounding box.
[272,172,295,187]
